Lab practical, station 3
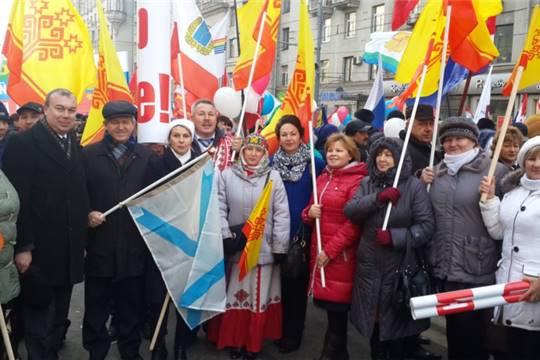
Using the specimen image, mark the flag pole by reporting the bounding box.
[427,5,451,191]
[480,65,524,203]
[149,295,170,351]
[308,119,326,288]
[233,0,247,133]
[458,74,472,116]
[382,65,428,230]
[231,10,267,160]
[0,304,15,360]
[102,153,209,217]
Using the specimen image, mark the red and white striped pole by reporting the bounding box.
[410,281,530,320]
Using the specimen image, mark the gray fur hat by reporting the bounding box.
[439,117,479,144]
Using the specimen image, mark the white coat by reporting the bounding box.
[480,171,540,331]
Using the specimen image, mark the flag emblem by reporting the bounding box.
[22,2,84,61]
[186,17,213,55]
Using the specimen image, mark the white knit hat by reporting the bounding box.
[517,135,540,168]
[168,119,195,137]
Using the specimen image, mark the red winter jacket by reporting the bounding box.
[301,161,367,303]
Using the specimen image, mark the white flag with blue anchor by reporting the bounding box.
[126,155,225,329]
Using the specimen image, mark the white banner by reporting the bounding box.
[136,0,171,143]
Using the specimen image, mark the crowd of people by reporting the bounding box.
[1,88,540,360]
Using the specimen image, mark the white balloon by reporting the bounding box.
[245,87,261,114]
[213,87,242,118]
[384,117,405,138]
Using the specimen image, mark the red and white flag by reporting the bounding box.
[515,93,528,123]
[171,0,229,109]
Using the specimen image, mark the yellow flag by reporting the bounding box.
[81,0,132,146]
[394,0,445,97]
[502,5,540,96]
[238,180,273,281]
[233,0,280,91]
[2,0,96,105]
[260,0,314,154]
[395,0,501,99]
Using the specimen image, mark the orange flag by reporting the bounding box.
[2,0,96,105]
[237,180,273,282]
[233,0,280,91]
[260,0,314,154]
[502,5,540,96]
[81,0,132,146]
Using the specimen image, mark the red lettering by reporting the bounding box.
[137,81,155,123]
[138,8,148,49]
[159,73,170,123]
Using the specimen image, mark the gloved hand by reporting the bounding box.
[223,224,247,255]
[273,253,286,264]
[375,228,393,247]
[229,224,247,247]
[223,238,238,255]
[376,187,401,205]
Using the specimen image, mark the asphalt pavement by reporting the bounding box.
[16,284,447,359]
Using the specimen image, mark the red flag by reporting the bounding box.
[391,0,420,31]
[129,67,138,105]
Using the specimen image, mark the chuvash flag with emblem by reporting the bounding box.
[2,0,96,105]
[171,0,229,117]
[393,0,501,107]
[261,0,314,154]
[502,5,540,97]
[237,179,273,281]
[233,0,281,93]
[126,155,226,329]
[81,0,132,147]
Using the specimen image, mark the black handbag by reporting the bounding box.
[281,224,310,279]
[392,239,432,312]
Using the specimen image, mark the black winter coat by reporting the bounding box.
[399,130,442,176]
[145,147,198,185]
[344,137,435,341]
[2,121,89,286]
[83,141,153,280]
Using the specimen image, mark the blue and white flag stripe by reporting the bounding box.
[127,156,226,329]
[364,55,386,129]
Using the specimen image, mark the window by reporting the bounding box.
[229,38,236,58]
[283,0,290,14]
[494,24,513,64]
[343,56,354,82]
[320,59,329,83]
[282,28,290,50]
[372,4,385,32]
[323,18,331,43]
[281,65,289,86]
[345,12,356,38]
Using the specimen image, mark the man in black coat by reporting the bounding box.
[82,100,153,360]
[3,88,89,359]
[399,104,442,359]
[400,104,442,177]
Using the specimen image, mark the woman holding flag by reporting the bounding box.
[421,117,508,359]
[144,119,200,360]
[302,133,367,360]
[208,133,290,360]
[344,137,434,360]
[479,136,540,360]
[270,115,325,353]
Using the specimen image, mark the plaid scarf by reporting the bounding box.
[41,119,72,159]
[103,133,136,165]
